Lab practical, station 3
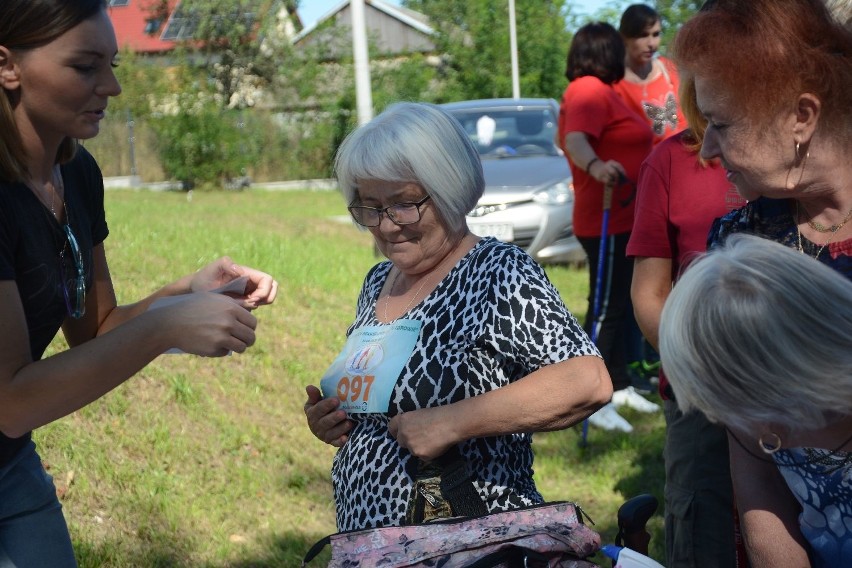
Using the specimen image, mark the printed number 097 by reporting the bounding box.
[336,375,375,403]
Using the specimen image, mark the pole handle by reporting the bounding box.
[603,182,614,211]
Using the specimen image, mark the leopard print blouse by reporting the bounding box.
[330,238,599,530]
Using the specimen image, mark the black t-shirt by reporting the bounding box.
[0,147,109,465]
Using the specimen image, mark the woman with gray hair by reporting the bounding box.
[659,234,852,567]
[303,102,612,531]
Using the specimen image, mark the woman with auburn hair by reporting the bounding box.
[671,0,852,566]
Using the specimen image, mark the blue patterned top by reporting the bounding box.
[708,197,852,278]
[773,449,852,567]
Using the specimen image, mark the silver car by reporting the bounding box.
[441,98,585,265]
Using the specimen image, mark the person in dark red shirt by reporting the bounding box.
[628,74,747,567]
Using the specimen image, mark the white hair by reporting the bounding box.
[334,102,485,234]
[659,234,852,432]
[827,0,852,28]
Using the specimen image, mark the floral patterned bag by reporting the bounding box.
[302,501,602,568]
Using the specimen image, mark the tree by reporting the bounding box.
[402,0,577,102]
[653,0,705,52]
[146,0,297,109]
[578,0,703,53]
[130,0,294,186]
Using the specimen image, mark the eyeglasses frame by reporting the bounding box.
[347,195,432,227]
[60,223,86,319]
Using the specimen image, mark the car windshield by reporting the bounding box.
[447,107,561,159]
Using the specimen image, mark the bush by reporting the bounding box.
[151,104,260,189]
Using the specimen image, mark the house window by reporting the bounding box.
[161,2,259,41]
[160,15,197,41]
[144,18,163,35]
[108,0,130,6]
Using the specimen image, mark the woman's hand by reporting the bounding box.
[562,132,627,188]
[588,158,627,187]
[160,293,258,356]
[190,257,278,310]
[304,385,353,447]
[388,406,457,461]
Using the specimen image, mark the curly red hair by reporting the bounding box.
[672,0,852,146]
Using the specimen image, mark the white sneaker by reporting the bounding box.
[611,386,660,414]
[587,403,633,433]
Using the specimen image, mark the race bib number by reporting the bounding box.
[320,319,422,414]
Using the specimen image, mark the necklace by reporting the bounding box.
[626,59,663,98]
[27,165,64,221]
[803,204,852,233]
[381,267,432,322]
[729,427,852,469]
[795,201,852,259]
[378,234,474,322]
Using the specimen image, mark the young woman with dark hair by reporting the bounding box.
[0,2,277,563]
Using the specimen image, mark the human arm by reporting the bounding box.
[727,431,811,567]
[562,131,626,186]
[388,355,612,461]
[304,384,353,447]
[0,245,264,438]
[63,252,277,345]
[630,257,672,351]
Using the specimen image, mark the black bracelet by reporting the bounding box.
[585,157,600,173]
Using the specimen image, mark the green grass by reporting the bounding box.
[34,189,665,567]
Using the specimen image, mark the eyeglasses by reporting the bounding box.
[348,195,432,227]
[59,223,86,319]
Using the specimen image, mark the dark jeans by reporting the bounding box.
[578,232,632,391]
[0,441,77,568]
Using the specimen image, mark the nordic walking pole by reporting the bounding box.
[580,179,615,449]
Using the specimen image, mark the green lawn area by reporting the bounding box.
[35,188,665,567]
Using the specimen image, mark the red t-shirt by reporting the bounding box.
[627,131,745,271]
[613,56,687,146]
[626,131,746,397]
[559,75,653,237]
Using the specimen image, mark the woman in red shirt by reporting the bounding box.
[558,22,656,433]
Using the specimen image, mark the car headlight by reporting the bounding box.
[532,181,574,205]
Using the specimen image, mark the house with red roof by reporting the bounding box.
[107,0,179,54]
[107,0,301,55]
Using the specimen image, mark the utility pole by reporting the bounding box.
[351,0,373,125]
[509,0,520,99]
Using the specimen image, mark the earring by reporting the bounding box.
[794,141,810,164]
[758,432,783,454]
[786,142,810,189]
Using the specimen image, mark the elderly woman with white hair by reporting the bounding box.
[659,234,852,568]
[301,102,612,531]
